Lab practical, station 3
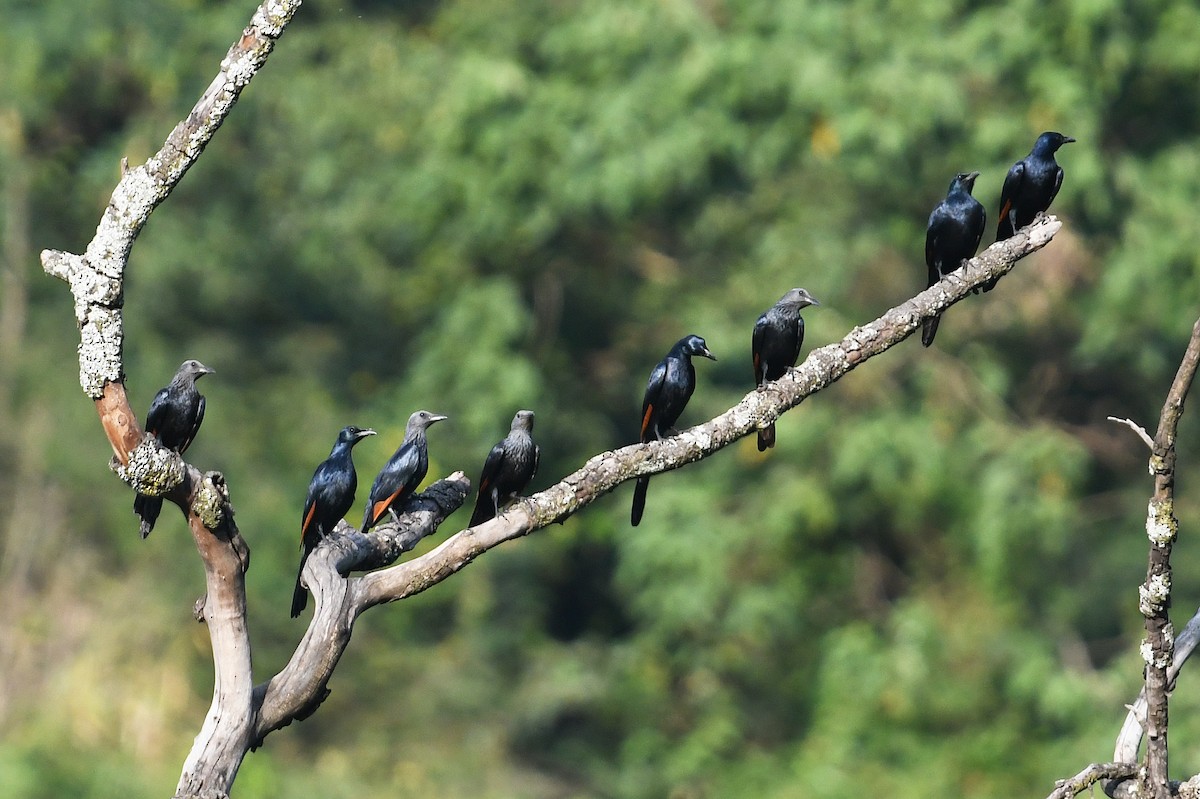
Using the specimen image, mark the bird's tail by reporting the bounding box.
[469,494,495,528]
[631,476,650,526]
[134,493,163,539]
[921,314,942,347]
[290,571,308,618]
[757,423,776,451]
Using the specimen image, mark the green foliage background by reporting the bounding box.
[3,0,1200,796]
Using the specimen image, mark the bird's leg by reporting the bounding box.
[387,507,402,525]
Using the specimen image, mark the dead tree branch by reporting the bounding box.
[1099,316,1200,799]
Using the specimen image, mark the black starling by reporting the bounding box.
[133,359,214,538]
[291,425,376,618]
[361,410,448,532]
[922,172,986,347]
[631,334,716,526]
[469,410,540,527]
[752,288,820,449]
[988,131,1074,290]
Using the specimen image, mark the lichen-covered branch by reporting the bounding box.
[1046,762,1138,799]
[1107,606,1200,799]
[40,4,302,799]
[1133,317,1200,799]
[40,0,301,408]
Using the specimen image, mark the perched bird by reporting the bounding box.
[752,288,821,450]
[631,334,716,526]
[291,425,376,618]
[987,131,1075,290]
[133,359,214,538]
[361,410,448,532]
[922,172,987,347]
[469,410,540,527]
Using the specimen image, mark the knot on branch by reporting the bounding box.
[114,437,185,496]
[193,476,227,530]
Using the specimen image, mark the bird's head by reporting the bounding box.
[512,409,536,432]
[778,287,821,310]
[340,425,377,446]
[178,359,215,382]
[950,171,981,194]
[408,410,449,432]
[1034,131,1075,154]
[678,334,717,361]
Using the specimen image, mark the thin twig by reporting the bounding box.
[1108,416,1155,451]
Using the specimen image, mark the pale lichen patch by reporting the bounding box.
[115,438,185,495]
[1146,499,1176,545]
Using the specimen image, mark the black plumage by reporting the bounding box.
[291,425,376,618]
[752,288,820,450]
[133,359,213,538]
[922,171,986,347]
[469,410,540,527]
[361,410,447,532]
[631,334,716,526]
[987,131,1074,290]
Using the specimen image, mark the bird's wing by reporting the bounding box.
[178,395,205,454]
[300,497,318,545]
[972,202,987,252]
[476,441,507,495]
[998,161,1025,230]
[531,443,541,481]
[1048,165,1065,207]
[751,315,768,386]
[144,387,171,438]
[926,209,946,286]
[640,360,668,441]
[364,445,417,526]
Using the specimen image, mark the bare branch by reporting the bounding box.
[1121,315,1200,799]
[251,475,470,743]
[1107,416,1155,451]
[40,0,301,405]
[1108,605,1200,799]
[351,217,1063,609]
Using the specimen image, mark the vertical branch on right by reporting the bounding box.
[1139,317,1200,799]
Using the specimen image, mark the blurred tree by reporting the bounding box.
[8,0,1200,796]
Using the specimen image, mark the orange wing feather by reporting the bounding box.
[300,502,317,543]
[369,487,406,527]
[640,404,655,440]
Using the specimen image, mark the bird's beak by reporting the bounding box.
[965,171,981,181]
[430,414,449,423]
[702,348,717,361]
[1062,136,1076,144]
[358,428,377,438]
[808,296,821,307]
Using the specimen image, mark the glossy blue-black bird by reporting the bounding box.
[922,172,986,347]
[291,425,376,618]
[631,334,716,526]
[986,131,1074,291]
[361,410,447,532]
[133,359,214,538]
[469,410,540,527]
[752,288,820,450]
